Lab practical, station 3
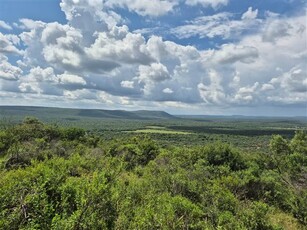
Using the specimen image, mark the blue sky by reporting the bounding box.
[0,0,306,116]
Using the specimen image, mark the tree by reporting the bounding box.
[269,135,289,155]
[290,130,307,155]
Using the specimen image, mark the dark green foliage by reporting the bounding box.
[290,130,307,155]
[108,136,159,170]
[0,130,12,154]
[0,118,306,229]
[203,143,247,170]
[240,201,274,230]
[60,127,86,141]
[270,135,290,155]
[294,190,307,225]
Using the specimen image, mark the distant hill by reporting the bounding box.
[0,106,176,121]
[178,114,307,122]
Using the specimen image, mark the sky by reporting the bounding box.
[0,0,306,116]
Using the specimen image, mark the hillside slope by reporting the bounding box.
[0,106,177,120]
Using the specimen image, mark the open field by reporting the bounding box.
[125,129,192,135]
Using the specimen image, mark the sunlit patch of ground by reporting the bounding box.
[124,129,192,135]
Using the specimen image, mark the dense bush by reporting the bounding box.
[0,119,306,229]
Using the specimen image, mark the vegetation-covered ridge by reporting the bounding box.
[0,106,176,120]
[0,117,306,229]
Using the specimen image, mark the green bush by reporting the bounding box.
[203,143,246,171]
[0,118,305,229]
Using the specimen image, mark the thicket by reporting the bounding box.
[0,117,306,229]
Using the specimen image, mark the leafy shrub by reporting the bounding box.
[294,190,307,225]
[290,130,307,155]
[203,143,246,171]
[240,201,274,230]
[60,127,86,141]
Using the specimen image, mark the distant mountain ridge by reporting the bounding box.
[0,106,176,120]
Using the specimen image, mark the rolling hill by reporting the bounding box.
[0,106,176,121]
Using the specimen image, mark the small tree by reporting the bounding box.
[269,135,289,155]
[290,130,307,155]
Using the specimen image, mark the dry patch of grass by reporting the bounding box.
[125,129,192,135]
[145,126,167,129]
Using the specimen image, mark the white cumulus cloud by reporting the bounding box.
[0,0,305,115]
[211,44,259,64]
[105,0,178,17]
[58,72,87,86]
[0,32,23,55]
[241,7,258,20]
[172,9,261,39]
[185,0,228,9]
[0,21,12,30]
[121,80,134,89]
[163,88,173,94]
[0,55,23,80]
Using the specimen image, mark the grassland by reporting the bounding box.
[125,129,192,135]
